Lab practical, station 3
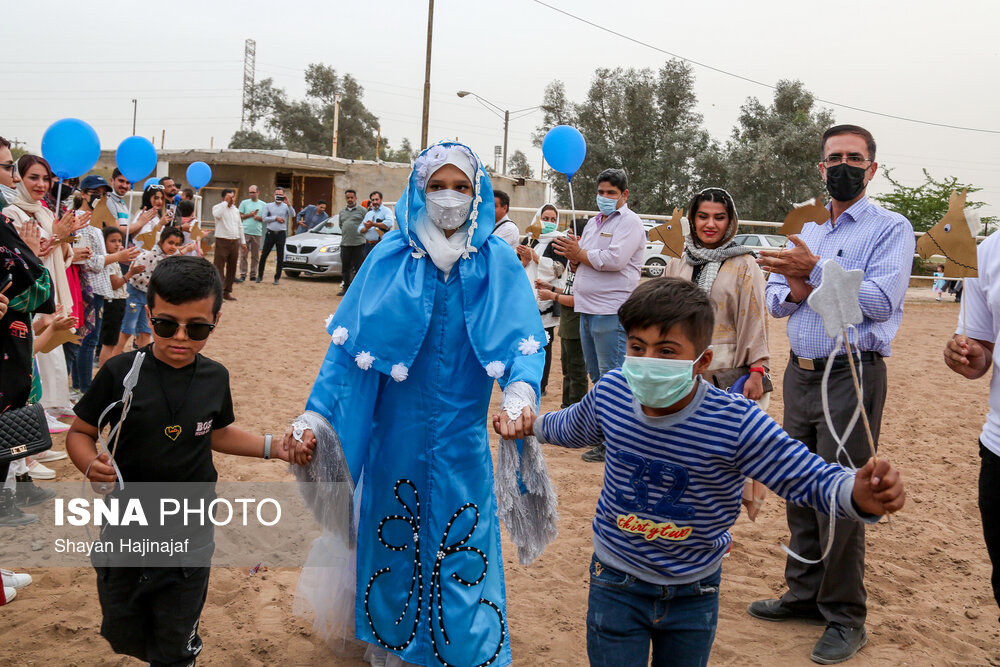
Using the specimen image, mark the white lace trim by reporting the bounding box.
[502,381,537,421]
[291,419,309,443]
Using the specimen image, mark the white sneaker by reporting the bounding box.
[26,460,56,480]
[68,389,83,403]
[45,412,69,434]
[1,569,31,589]
[33,449,68,463]
[2,586,15,604]
[48,406,76,418]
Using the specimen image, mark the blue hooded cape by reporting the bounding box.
[304,142,548,666]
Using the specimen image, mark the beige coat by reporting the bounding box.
[663,253,770,375]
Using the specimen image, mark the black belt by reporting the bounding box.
[790,350,881,372]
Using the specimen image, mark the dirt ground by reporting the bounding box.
[3,278,998,666]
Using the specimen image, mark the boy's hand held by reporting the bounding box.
[86,453,117,482]
[852,457,905,516]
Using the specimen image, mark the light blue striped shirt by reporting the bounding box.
[535,372,872,585]
[766,196,915,358]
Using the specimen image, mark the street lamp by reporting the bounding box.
[456,91,540,175]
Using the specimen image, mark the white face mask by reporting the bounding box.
[0,184,16,203]
[424,190,472,230]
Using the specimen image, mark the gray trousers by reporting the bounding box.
[779,354,887,628]
[239,234,261,278]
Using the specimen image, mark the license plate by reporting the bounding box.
[286,254,308,262]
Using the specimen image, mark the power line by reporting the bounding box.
[531,0,1000,135]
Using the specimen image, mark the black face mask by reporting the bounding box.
[824,163,868,202]
[88,194,101,210]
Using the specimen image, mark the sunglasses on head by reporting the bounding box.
[146,184,165,191]
[149,317,216,341]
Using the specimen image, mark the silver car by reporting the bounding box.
[283,214,343,278]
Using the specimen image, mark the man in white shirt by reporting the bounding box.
[492,189,520,247]
[944,234,1000,621]
[358,190,395,257]
[211,188,247,301]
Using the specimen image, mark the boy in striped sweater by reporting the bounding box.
[494,277,904,666]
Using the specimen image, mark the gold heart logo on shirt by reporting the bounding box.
[164,425,182,441]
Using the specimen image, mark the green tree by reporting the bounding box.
[723,80,834,221]
[230,64,413,160]
[507,149,534,178]
[383,137,417,163]
[874,167,996,233]
[533,61,724,216]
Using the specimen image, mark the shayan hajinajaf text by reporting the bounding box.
[54,538,190,557]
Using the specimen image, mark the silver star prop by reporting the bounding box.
[807,260,864,339]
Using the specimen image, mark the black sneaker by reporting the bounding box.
[272,278,280,285]
[581,444,606,462]
[234,276,246,284]
[254,277,263,284]
[14,473,56,507]
[810,623,867,664]
[0,489,37,526]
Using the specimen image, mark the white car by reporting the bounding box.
[733,233,787,251]
[643,241,672,278]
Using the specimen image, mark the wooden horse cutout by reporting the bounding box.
[647,208,685,259]
[90,195,117,229]
[915,190,978,278]
[781,197,830,237]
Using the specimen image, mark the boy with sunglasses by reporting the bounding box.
[66,256,291,665]
[493,277,906,666]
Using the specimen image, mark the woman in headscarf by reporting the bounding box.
[663,187,770,519]
[515,204,563,396]
[3,155,86,425]
[288,142,557,667]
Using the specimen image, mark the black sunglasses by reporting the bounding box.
[149,317,216,341]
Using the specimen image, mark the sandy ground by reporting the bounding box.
[3,278,999,666]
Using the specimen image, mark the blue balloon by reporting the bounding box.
[41,118,101,180]
[143,177,160,191]
[116,136,157,184]
[186,161,212,190]
[542,125,587,180]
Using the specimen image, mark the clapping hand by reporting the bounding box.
[19,222,42,256]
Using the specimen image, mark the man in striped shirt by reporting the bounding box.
[494,278,905,666]
[754,124,914,664]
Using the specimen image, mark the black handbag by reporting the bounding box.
[0,403,53,463]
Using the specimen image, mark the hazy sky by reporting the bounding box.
[5,0,1000,217]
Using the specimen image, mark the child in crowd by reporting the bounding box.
[494,277,905,666]
[99,226,143,366]
[933,264,946,302]
[173,199,201,256]
[66,256,291,665]
[113,226,191,356]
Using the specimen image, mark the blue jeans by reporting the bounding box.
[77,294,104,392]
[579,313,626,383]
[121,285,151,336]
[587,554,721,667]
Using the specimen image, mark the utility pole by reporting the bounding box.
[420,0,434,149]
[502,110,509,175]
[331,93,342,157]
[161,129,165,150]
[131,99,137,135]
[376,126,381,162]
[241,39,256,129]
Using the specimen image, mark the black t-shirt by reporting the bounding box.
[74,346,235,483]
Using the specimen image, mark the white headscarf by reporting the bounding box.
[411,148,479,278]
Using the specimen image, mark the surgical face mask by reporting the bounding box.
[621,350,706,409]
[541,221,557,235]
[424,190,472,230]
[0,183,16,203]
[596,195,620,216]
[824,163,868,202]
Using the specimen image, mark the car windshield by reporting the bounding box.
[311,220,341,235]
[765,235,786,246]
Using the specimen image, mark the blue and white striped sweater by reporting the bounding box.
[535,370,872,586]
